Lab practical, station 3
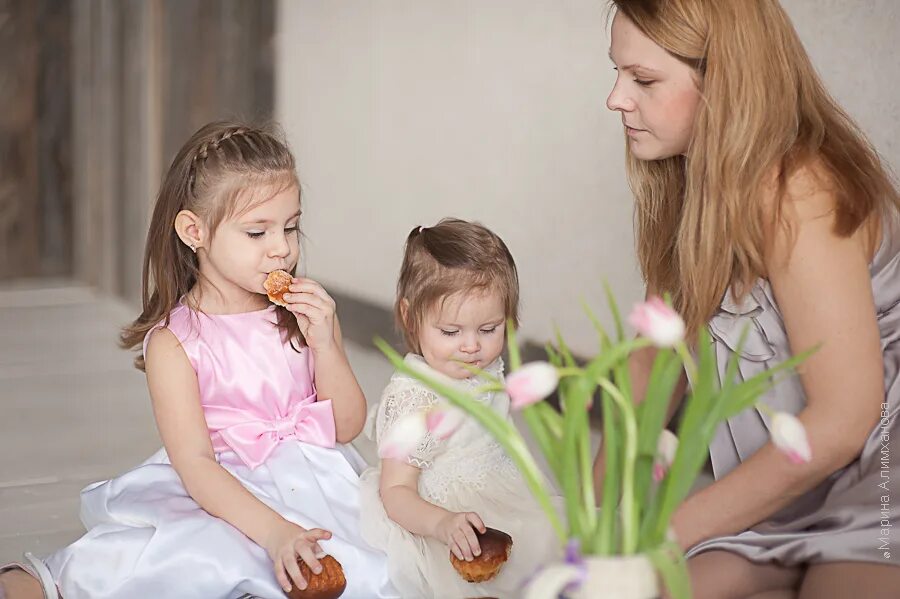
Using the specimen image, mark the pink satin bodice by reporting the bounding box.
[142,304,336,468]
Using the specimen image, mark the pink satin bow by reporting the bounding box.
[207,395,337,469]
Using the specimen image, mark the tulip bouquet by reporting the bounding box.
[375,289,813,598]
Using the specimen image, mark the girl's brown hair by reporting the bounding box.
[121,121,303,369]
[395,218,520,353]
[611,0,899,335]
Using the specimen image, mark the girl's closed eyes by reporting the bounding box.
[438,325,501,337]
[246,226,299,240]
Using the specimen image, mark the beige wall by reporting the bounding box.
[275,0,899,356]
[781,0,899,162]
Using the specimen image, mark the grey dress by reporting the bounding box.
[686,209,900,567]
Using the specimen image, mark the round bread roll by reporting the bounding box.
[449,527,513,584]
[264,269,293,307]
[286,554,346,599]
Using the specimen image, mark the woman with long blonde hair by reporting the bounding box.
[598,1,900,597]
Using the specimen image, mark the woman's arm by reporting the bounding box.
[146,329,327,592]
[672,170,884,549]
[379,459,486,560]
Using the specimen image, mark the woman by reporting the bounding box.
[596,1,900,597]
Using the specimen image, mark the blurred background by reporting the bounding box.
[1,0,897,564]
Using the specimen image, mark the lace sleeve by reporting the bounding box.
[376,380,446,469]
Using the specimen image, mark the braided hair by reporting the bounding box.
[121,121,303,369]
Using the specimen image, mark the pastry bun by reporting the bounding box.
[449,527,513,584]
[264,269,293,307]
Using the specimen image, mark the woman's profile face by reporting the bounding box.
[606,12,702,160]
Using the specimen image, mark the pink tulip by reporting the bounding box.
[770,412,812,464]
[653,429,679,482]
[506,362,559,410]
[378,412,427,461]
[425,404,466,440]
[628,297,686,348]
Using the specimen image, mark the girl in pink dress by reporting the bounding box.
[0,121,398,599]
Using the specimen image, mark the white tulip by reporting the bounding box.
[770,412,812,464]
[506,362,560,410]
[378,411,427,461]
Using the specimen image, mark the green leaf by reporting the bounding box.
[555,327,577,369]
[602,280,626,342]
[612,359,639,545]
[473,382,506,395]
[595,387,621,555]
[579,408,598,536]
[506,320,522,371]
[634,350,683,546]
[523,404,563,483]
[647,542,692,599]
[457,362,504,386]
[568,375,599,541]
[532,401,565,439]
[646,330,716,545]
[722,346,818,419]
[584,338,651,384]
[636,350,681,458]
[561,377,593,539]
[545,343,562,368]
[709,326,747,419]
[582,299,612,349]
[597,377,639,554]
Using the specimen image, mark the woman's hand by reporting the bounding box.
[283,277,337,353]
[434,511,486,561]
[263,518,332,593]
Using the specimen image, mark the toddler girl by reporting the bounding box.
[359,218,560,598]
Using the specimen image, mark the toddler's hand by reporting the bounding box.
[435,511,486,561]
[263,518,332,593]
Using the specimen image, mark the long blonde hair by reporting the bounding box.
[611,0,899,335]
[121,121,302,369]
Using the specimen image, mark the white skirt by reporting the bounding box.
[359,464,563,599]
[43,442,399,599]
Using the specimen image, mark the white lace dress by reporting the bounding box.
[358,354,562,598]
